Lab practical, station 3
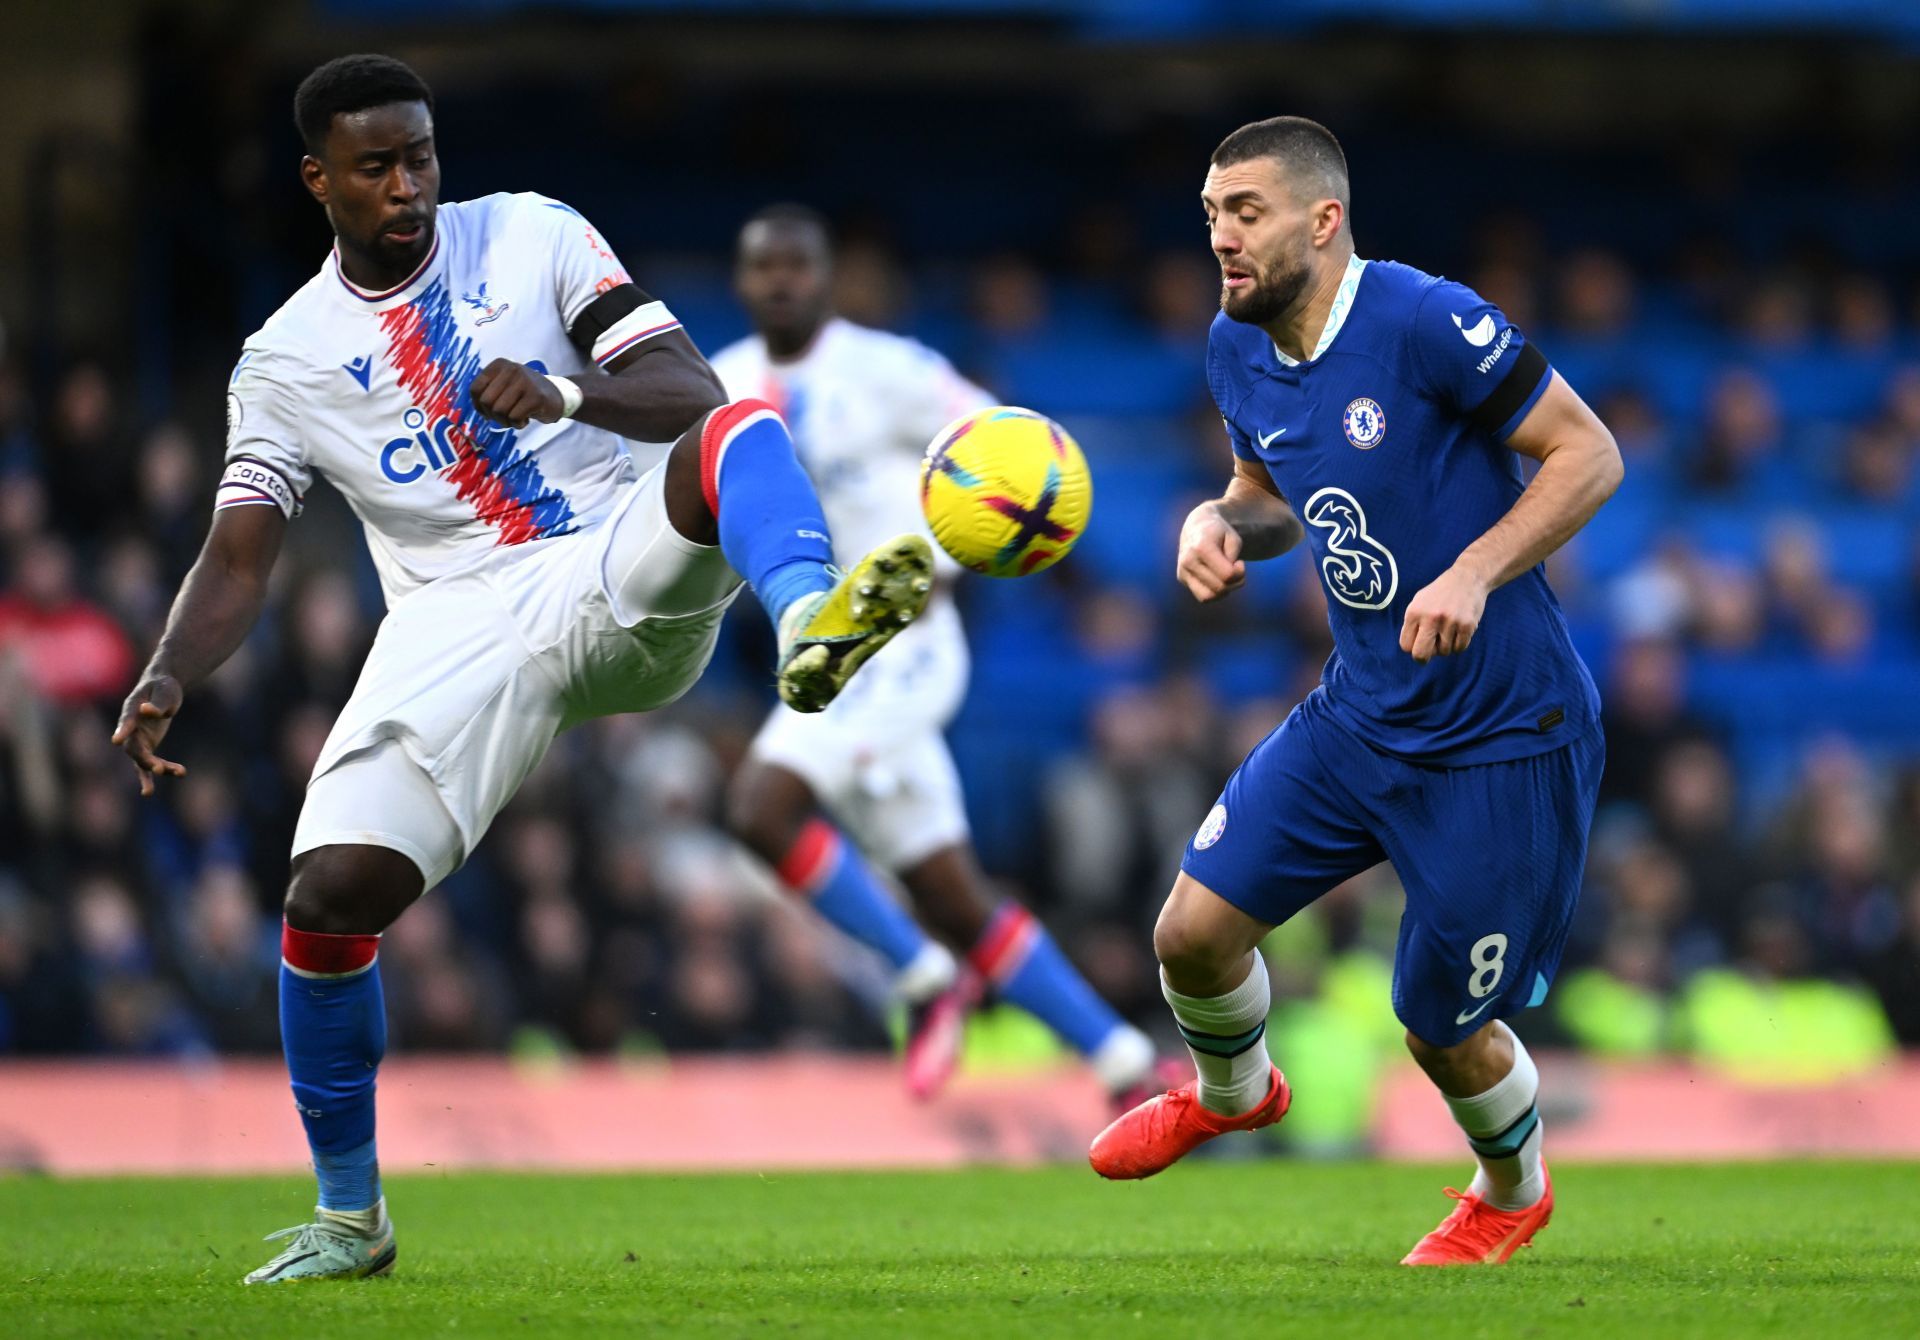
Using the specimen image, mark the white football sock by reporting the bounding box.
[1162,952,1273,1116]
[1442,1021,1546,1211]
[1089,1023,1156,1094]
[318,1199,388,1236]
[894,941,959,1005]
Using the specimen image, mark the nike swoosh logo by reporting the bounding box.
[1455,997,1498,1025]
[1452,313,1498,347]
[1257,428,1287,448]
[263,1250,320,1279]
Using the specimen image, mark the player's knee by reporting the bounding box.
[724,778,783,862]
[1403,1028,1446,1068]
[663,413,722,546]
[721,771,756,840]
[284,845,422,936]
[1152,903,1229,982]
[1403,1025,1495,1092]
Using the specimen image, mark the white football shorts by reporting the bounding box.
[750,597,971,872]
[293,463,741,887]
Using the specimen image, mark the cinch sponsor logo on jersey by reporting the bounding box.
[381,406,491,483]
[1302,487,1399,610]
[376,278,575,545]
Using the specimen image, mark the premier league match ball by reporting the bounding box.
[919,407,1092,577]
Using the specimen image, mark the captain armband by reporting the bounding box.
[215,456,303,519]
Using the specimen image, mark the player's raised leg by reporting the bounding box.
[663,399,932,712]
[246,840,421,1283]
[726,759,964,1094]
[1088,872,1288,1179]
[902,844,1162,1105]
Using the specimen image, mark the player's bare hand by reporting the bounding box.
[470,358,564,429]
[1176,502,1247,603]
[1400,565,1488,664]
[111,675,187,797]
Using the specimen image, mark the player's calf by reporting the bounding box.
[1151,875,1277,1116]
[1090,874,1286,1178]
[675,399,837,625]
[1408,1020,1549,1214]
[269,843,420,1280]
[669,400,931,710]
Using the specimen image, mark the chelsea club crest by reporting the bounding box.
[1194,803,1228,851]
[1342,397,1386,450]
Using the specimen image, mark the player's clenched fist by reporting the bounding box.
[1176,501,1247,603]
[470,358,564,429]
[111,674,187,797]
[1399,564,1489,664]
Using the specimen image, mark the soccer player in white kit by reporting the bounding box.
[109,58,934,1284]
[711,207,1166,1106]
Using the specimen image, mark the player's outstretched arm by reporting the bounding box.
[1177,457,1302,603]
[1399,372,1621,663]
[112,505,286,795]
[470,329,725,443]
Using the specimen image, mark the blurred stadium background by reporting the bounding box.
[3,0,1920,1172]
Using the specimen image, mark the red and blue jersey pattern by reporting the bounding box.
[378,276,576,547]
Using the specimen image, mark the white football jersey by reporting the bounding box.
[220,192,686,607]
[709,318,994,572]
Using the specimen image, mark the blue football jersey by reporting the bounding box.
[1206,255,1600,765]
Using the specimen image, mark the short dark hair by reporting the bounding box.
[742,202,832,244]
[1211,116,1349,209]
[294,54,434,156]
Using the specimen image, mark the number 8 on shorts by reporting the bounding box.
[1467,933,1508,1000]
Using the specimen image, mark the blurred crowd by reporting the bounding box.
[2,229,1919,1079]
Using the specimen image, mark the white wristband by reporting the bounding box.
[545,374,584,420]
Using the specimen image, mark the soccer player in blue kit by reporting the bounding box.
[1088,117,1623,1267]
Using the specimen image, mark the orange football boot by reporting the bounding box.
[1088,1065,1289,1180]
[1400,1164,1554,1266]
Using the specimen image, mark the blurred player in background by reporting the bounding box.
[712,207,1168,1108]
[1089,118,1622,1266]
[111,57,934,1284]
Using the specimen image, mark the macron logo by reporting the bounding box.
[1453,313,1498,347]
[343,354,374,392]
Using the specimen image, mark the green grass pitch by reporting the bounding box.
[7,1162,1917,1338]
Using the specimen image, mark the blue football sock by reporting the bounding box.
[280,924,386,1212]
[780,819,929,972]
[971,904,1126,1056]
[700,400,835,624]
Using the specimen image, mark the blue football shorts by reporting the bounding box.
[1181,688,1604,1047]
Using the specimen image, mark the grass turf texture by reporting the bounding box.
[6,1162,1917,1338]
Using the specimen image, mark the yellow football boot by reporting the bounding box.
[775,535,934,713]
